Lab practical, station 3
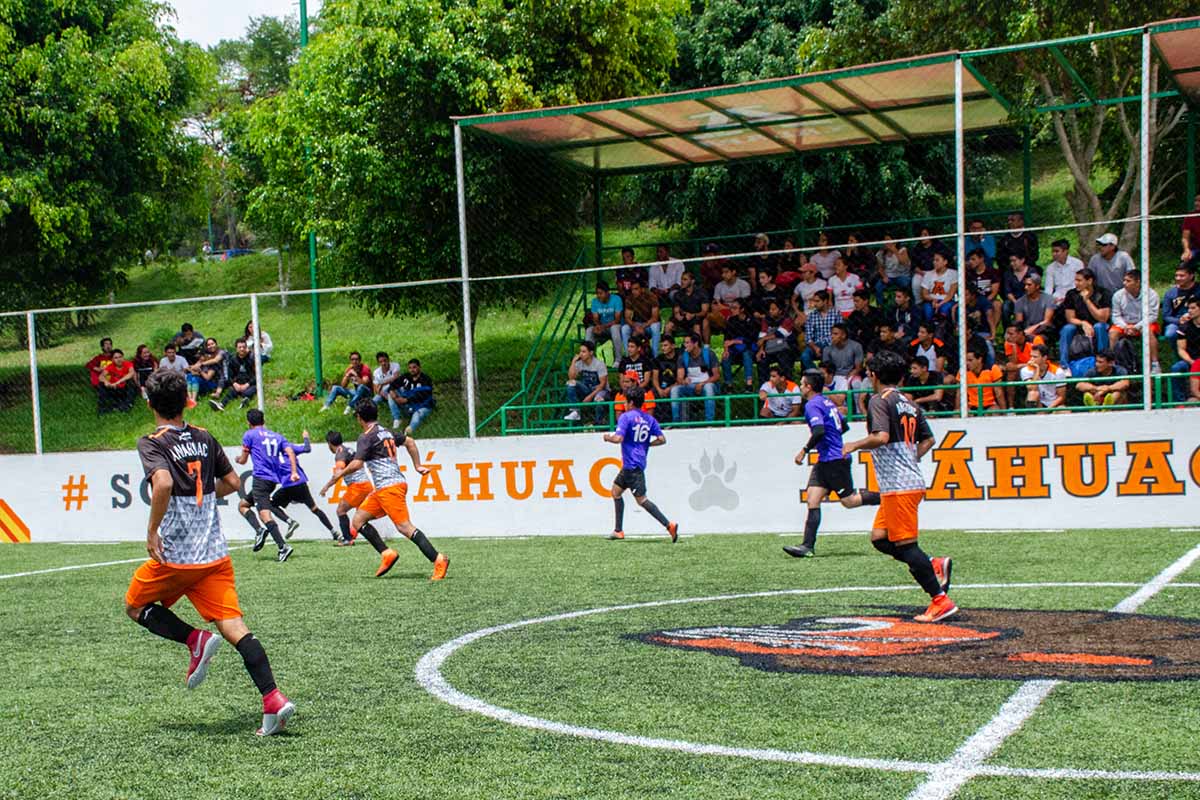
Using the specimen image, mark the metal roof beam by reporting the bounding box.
[1049,45,1099,106]
[613,107,735,161]
[575,112,698,166]
[1036,89,1179,114]
[822,82,913,141]
[694,98,803,154]
[789,86,882,143]
[962,61,1014,113]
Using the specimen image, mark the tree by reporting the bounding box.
[0,0,206,314]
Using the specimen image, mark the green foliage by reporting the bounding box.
[0,0,206,311]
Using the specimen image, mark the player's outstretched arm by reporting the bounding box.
[285,446,299,481]
[916,435,936,460]
[146,470,172,563]
[843,430,888,456]
[320,458,364,495]
[235,448,249,465]
[649,435,666,447]
[403,436,430,475]
[216,469,241,498]
[603,433,624,443]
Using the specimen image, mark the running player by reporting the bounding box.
[842,350,955,622]
[268,429,338,542]
[783,370,881,559]
[235,409,297,562]
[324,430,384,547]
[320,401,449,579]
[123,370,295,736]
[602,386,679,542]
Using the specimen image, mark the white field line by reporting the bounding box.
[0,544,255,581]
[416,581,1200,786]
[905,542,1200,800]
[967,529,1065,534]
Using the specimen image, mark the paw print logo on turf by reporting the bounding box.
[688,450,738,511]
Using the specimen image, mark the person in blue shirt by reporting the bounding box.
[267,429,339,542]
[235,409,298,561]
[783,371,881,559]
[585,280,625,360]
[602,387,678,543]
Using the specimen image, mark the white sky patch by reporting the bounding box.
[165,0,322,48]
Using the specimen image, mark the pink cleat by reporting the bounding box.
[257,688,296,736]
[185,629,222,690]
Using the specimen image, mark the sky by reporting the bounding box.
[166,0,322,48]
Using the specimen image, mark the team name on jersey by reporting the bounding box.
[169,440,211,462]
[893,395,918,418]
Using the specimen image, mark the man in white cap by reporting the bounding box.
[1088,233,1136,293]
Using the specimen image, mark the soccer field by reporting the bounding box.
[3,529,1200,800]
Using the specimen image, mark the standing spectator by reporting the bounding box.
[210,339,257,411]
[827,256,863,316]
[873,233,912,304]
[1182,193,1200,262]
[372,351,404,427]
[956,346,1006,413]
[886,286,920,340]
[1001,254,1042,325]
[698,243,726,292]
[777,235,805,275]
[1162,262,1200,343]
[1020,344,1067,411]
[616,337,656,394]
[321,352,373,413]
[842,232,875,278]
[755,298,797,384]
[965,247,1002,334]
[802,290,838,371]
[911,322,948,373]
[1045,239,1085,305]
[746,233,777,287]
[614,246,648,298]
[903,356,948,412]
[158,343,188,374]
[620,279,661,356]
[1088,233,1136,293]
[563,341,610,424]
[1109,269,1161,357]
[918,252,958,321]
[671,333,720,422]
[791,263,828,317]
[909,227,950,276]
[585,280,625,359]
[99,349,137,413]
[1061,268,1112,365]
[821,324,864,393]
[1170,298,1200,401]
[758,366,802,420]
[86,337,115,390]
[172,323,205,365]
[996,212,1039,267]
[966,218,996,267]
[652,337,679,416]
[709,264,751,335]
[807,232,841,280]
[1013,274,1056,339]
[847,290,882,346]
[648,244,685,305]
[394,358,434,435]
[720,298,758,390]
[1077,351,1133,407]
[131,344,156,396]
[244,321,274,363]
[665,271,711,342]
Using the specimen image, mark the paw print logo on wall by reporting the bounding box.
[688,450,738,511]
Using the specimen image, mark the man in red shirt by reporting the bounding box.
[1182,193,1200,262]
[100,348,138,412]
[86,337,114,389]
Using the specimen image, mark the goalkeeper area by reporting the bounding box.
[3,528,1200,800]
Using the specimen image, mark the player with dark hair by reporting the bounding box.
[783,370,881,559]
[323,429,384,547]
[602,386,679,542]
[123,370,295,736]
[320,400,449,579]
[843,350,955,622]
[267,429,338,542]
[235,409,297,562]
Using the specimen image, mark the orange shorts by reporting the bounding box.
[361,483,410,527]
[873,491,923,542]
[125,557,242,622]
[340,481,372,509]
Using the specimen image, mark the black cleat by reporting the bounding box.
[277,544,294,563]
[783,544,814,559]
[252,528,268,552]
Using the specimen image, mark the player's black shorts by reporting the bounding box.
[251,476,278,511]
[271,483,317,509]
[808,458,855,497]
[613,468,648,498]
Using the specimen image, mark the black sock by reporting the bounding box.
[235,633,277,696]
[894,543,943,599]
[802,507,821,549]
[338,514,351,540]
[872,538,898,557]
[641,499,671,528]
[272,505,292,524]
[311,508,334,533]
[264,520,285,548]
[359,523,387,553]
[410,529,439,563]
[242,510,263,533]
[613,497,625,531]
[135,604,195,644]
[858,490,881,506]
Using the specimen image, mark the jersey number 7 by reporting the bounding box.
[186,460,203,506]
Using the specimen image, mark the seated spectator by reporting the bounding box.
[665,271,711,342]
[847,290,882,346]
[1162,262,1199,344]
[801,290,838,371]
[1060,268,1112,365]
[563,341,610,424]
[1020,343,1067,411]
[158,343,188,374]
[1013,274,1055,339]
[842,232,874,278]
[909,227,950,277]
[1045,239,1084,305]
[210,339,257,411]
[957,284,994,359]
[321,351,373,413]
[790,263,827,318]
[709,264,751,334]
[671,333,720,422]
[585,281,625,359]
[755,298,797,384]
[808,231,841,279]
[617,336,656,395]
[828,256,864,317]
[1182,193,1200,262]
[614,369,657,414]
[822,324,864,394]
[243,321,274,363]
[873,233,912,304]
[1002,254,1042,325]
[1170,298,1200,402]
[777,235,805,275]
[966,218,996,267]
[903,355,949,412]
[1089,233,1135,294]
[867,321,908,361]
[698,243,725,292]
[186,338,227,403]
[956,346,1006,413]
[911,322,948,373]
[620,279,661,355]
[648,244,685,305]
[1002,325,1038,407]
[1077,351,1132,408]
[759,366,801,420]
[131,344,156,396]
[86,337,114,391]
[751,270,788,319]
[652,337,679,420]
[886,286,920,340]
[819,362,848,412]
[614,246,649,298]
[965,247,1002,334]
[172,323,206,365]
[393,358,435,435]
[919,252,958,321]
[372,351,403,426]
[1109,269,1161,358]
[99,349,137,413]
[996,212,1039,267]
[721,297,758,390]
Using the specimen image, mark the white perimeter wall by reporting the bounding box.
[5,408,1199,543]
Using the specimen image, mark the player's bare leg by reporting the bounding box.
[349,507,397,575]
[126,601,220,689]
[213,616,294,736]
[633,494,677,542]
[870,531,956,622]
[253,504,288,556]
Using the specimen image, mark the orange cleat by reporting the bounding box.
[375,548,399,578]
[609,530,625,540]
[430,552,449,581]
[914,594,958,623]
[667,522,679,543]
[932,557,952,592]
[186,398,197,409]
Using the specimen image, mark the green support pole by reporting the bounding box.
[206,210,215,253]
[1187,107,1197,208]
[1022,127,1033,223]
[593,174,603,268]
[300,0,323,390]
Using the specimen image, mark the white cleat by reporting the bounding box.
[257,701,295,736]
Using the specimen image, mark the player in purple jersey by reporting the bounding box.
[235,409,298,561]
[783,370,882,559]
[267,430,338,542]
[602,387,679,542]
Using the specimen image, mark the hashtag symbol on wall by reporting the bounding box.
[61,475,88,511]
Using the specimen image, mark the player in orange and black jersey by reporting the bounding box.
[323,429,383,547]
[123,370,296,736]
[320,400,449,580]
